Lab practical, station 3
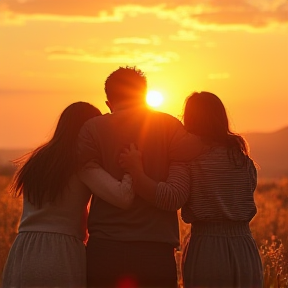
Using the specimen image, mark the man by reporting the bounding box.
[78,66,202,287]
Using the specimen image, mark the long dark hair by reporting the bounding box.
[11,102,101,207]
[183,91,249,164]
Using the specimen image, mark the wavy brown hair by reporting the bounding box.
[11,102,101,207]
[183,91,249,164]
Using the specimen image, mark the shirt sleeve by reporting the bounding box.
[248,157,257,192]
[168,118,203,162]
[78,161,134,210]
[155,162,190,211]
[77,118,102,167]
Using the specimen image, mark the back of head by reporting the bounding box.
[105,66,147,107]
[11,101,102,207]
[184,91,248,156]
[184,91,228,143]
[53,101,102,147]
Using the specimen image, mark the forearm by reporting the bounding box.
[130,169,158,204]
[155,163,190,211]
[77,119,101,167]
[131,163,190,210]
[79,162,134,209]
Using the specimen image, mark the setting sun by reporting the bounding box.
[146,90,164,108]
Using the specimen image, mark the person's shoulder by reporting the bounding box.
[189,146,226,163]
[78,114,110,140]
[246,155,257,171]
[82,113,110,127]
[150,110,178,120]
[148,110,182,126]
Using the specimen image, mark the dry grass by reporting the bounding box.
[0,175,22,277]
[0,174,287,287]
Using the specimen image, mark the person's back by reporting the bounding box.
[78,67,202,287]
[181,146,263,288]
[19,174,90,241]
[2,102,102,288]
[115,91,263,288]
[2,175,91,288]
[181,146,257,223]
[179,92,263,288]
[80,108,191,244]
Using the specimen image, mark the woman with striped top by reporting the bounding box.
[120,91,263,287]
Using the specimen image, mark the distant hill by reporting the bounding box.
[0,127,287,179]
[0,149,31,165]
[243,126,288,179]
[0,149,31,176]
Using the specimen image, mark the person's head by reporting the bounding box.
[183,91,229,142]
[11,102,101,207]
[52,101,101,147]
[183,91,248,155]
[104,66,147,111]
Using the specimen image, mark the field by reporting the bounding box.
[0,171,287,287]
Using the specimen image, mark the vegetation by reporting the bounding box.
[0,170,287,287]
[253,179,288,288]
[0,174,22,278]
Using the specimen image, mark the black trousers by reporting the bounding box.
[86,237,178,288]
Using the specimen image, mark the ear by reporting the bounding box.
[105,100,113,113]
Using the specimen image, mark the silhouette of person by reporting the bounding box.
[120,91,264,288]
[2,102,133,287]
[78,66,203,288]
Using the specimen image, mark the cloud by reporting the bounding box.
[1,0,287,30]
[113,36,161,45]
[0,2,125,25]
[162,1,288,32]
[45,46,179,71]
[170,30,199,41]
[191,2,288,29]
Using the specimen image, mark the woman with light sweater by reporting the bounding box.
[120,91,263,288]
[2,102,133,288]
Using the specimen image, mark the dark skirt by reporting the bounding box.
[183,221,263,288]
[2,232,86,288]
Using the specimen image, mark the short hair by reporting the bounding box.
[104,66,147,104]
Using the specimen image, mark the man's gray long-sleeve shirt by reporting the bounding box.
[78,107,202,246]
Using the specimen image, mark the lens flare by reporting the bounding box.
[146,90,164,108]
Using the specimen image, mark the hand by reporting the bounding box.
[119,143,143,174]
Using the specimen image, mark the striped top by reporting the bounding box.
[155,146,257,223]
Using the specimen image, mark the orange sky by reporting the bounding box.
[1,0,288,148]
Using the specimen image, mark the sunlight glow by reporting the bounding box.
[146,90,164,108]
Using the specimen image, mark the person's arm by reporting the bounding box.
[77,118,101,167]
[155,163,190,210]
[78,161,134,210]
[119,144,190,211]
[248,156,257,191]
[119,146,158,204]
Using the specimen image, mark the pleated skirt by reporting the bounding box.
[2,231,86,288]
[182,221,263,288]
